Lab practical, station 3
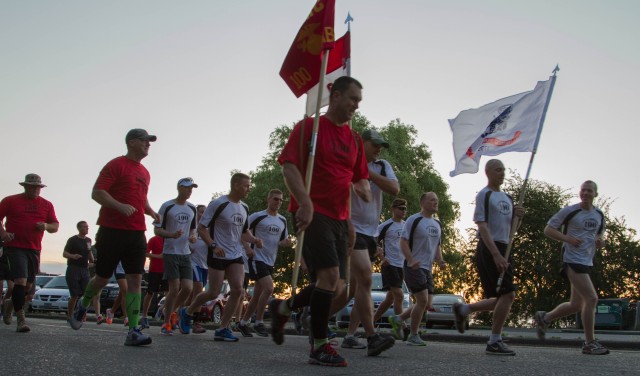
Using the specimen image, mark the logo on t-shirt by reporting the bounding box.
[427,225,440,237]
[498,201,511,215]
[583,218,598,231]
[175,213,191,224]
[267,225,281,235]
[232,213,245,226]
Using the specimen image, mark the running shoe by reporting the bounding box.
[69,300,86,330]
[387,314,403,340]
[106,308,113,325]
[2,299,13,325]
[406,334,426,346]
[178,307,192,334]
[193,322,206,334]
[533,311,548,341]
[237,323,253,337]
[253,323,269,337]
[485,340,516,356]
[292,312,303,334]
[170,311,178,329]
[124,327,152,346]
[214,327,239,342]
[160,323,173,336]
[308,343,348,367]
[139,316,149,329]
[453,302,467,334]
[96,315,105,325]
[582,340,610,355]
[341,335,366,349]
[366,333,395,356]
[269,298,289,345]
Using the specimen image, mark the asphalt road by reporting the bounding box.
[1,318,638,376]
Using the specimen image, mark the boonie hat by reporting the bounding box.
[19,173,46,188]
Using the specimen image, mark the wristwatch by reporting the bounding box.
[208,243,217,250]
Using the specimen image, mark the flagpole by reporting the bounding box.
[291,49,332,296]
[496,66,559,293]
[344,11,354,294]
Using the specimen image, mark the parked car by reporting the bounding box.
[334,272,413,328]
[100,275,150,314]
[35,274,58,290]
[158,280,248,325]
[30,275,70,312]
[425,294,470,329]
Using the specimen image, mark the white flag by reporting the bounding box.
[305,31,350,117]
[449,79,552,177]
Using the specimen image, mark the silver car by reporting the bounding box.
[425,294,470,329]
[334,272,412,328]
[30,275,70,312]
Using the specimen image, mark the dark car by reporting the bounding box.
[99,275,150,314]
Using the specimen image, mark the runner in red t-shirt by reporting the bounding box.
[140,235,165,328]
[69,128,159,347]
[0,173,59,333]
[271,77,394,366]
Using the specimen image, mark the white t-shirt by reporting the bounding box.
[199,195,248,261]
[375,218,405,268]
[473,187,513,244]
[401,214,441,271]
[155,200,197,255]
[351,159,397,236]
[547,203,605,266]
[189,236,208,269]
[248,210,288,267]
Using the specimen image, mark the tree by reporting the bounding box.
[245,114,462,295]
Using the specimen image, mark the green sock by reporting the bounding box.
[81,283,100,308]
[313,338,328,351]
[125,293,141,329]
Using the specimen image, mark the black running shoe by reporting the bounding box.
[309,343,348,367]
[367,333,395,356]
[237,323,254,337]
[485,340,516,356]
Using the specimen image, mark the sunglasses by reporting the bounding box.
[394,206,407,211]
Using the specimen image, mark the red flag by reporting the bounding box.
[280,0,336,97]
[305,31,350,116]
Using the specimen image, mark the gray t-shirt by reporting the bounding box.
[351,159,397,236]
[189,237,208,269]
[199,195,249,261]
[401,214,441,271]
[375,218,405,268]
[473,187,513,244]
[248,210,288,267]
[547,203,605,266]
[156,200,197,255]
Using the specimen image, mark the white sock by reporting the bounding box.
[488,334,502,344]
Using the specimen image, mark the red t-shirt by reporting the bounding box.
[93,156,150,231]
[146,235,164,273]
[278,116,369,220]
[0,193,58,251]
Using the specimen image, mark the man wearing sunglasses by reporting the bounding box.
[339,129,398,353]
[237,189,292,337]
[372,199,408,334]
[70,128,160,347]
[154,177,198,336]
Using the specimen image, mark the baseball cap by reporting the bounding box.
[125,128,157,143]
[361,129,389,148]
[177,177,198,188]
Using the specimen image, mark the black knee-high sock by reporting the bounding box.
[309,287,334,340]
[288,283,316,311]
[12,285,26,312]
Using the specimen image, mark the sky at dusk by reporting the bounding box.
[1,1,638,274]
